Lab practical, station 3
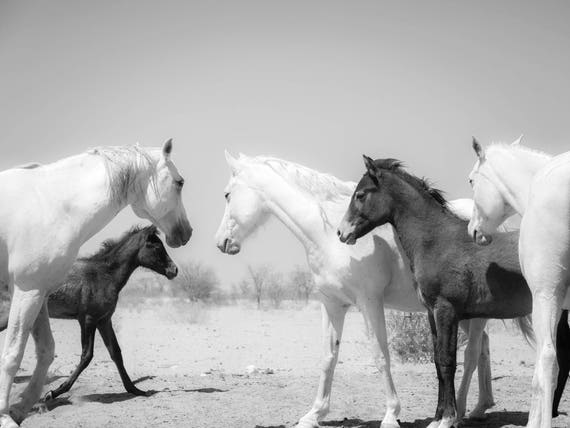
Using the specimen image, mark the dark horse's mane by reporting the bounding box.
[374,158,449,210]
[81,225,157,263]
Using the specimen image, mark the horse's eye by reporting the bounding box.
[176,178,184,188]
[468,178,473,187]
[355,191,365,201]
[224,192,230,201]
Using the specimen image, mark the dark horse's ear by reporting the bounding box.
[472,137,485,161]
[362,155,380,179]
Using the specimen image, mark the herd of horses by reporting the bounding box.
[0,138,567,428]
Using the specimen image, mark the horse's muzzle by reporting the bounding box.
[218,238,240,255]
[473,229,492,246]
[165,264,178,279]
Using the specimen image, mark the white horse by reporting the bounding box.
[468,138,570,428]
[0,140,192,428]
[215,152,503,428]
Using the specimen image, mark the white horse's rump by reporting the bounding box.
[469,138,570,428]
[215,152,500,428]
[0,140,191,428]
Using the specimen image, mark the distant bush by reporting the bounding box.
[174,261,221,302]
[386,311,433,363]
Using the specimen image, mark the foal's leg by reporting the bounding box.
[427,311,445,428]
[10,301,54,419]
[552,310,570,417]
[0,286,44,428]
[45,316,97,400]
[296,300,348,428]
[97,319,146,396]
[428,303,458,428]
[363,299,400,428]
[456,318,489,420]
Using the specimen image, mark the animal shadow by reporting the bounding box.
[15,374,65,384]
[80,391,154,404]
[132,375,156,385]
[461,411,528,427]
[320,418,382,427]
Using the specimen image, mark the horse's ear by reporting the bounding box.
[362,155,380,178]
[512,134,524,146]
[472,137,485,161]
[162,138,173,160]
[225,150,240,174]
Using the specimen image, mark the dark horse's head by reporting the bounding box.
[337,155,397,244]
[337,155,448,245]
[135,225,178,279]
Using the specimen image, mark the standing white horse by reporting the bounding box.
[215,152,505,428]
[0,140,192,428]
[468,138,570,428]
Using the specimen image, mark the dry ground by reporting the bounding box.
[2,300,569,428]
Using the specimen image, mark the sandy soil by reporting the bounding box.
[2,301,569,428]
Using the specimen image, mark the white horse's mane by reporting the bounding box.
[486,142,552,161]
[241,155,356,201]
[87,145,158,205]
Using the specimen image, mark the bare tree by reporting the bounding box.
[266,271,286,308]
[248,264,271,309]
[290,265,315,304]
[175,261,220,302]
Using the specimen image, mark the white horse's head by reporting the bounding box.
[215,151,270,254]
[130,139,192,248]
[467,137,520,245]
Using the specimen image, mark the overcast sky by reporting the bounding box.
[1,1,568,287]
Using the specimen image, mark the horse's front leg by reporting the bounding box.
[552,310,570,417]
[10,301,54,418]
[456,318,489,420]
[363,299,400,428]
[0,286,45,428]
[296,300,348,428]
[427,302,459,428]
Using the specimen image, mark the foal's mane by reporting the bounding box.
[243,155,356,201]
[375,159,449,210]
[83,225,157,263]
[87,145,158,205]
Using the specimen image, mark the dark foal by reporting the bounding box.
[0,225,177,400]
[337,156,570,427]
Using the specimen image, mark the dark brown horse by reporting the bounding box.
[337,156,570,427]
[0,225,177,400]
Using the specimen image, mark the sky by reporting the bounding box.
[0,1,568,288]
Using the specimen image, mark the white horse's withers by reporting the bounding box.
[468,138,570,428]
[215,152,498,428]
[0,140,192,428]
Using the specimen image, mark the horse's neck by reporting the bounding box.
[491,149,552,214]
[44,154,127,244]
[111,252,140,292]
[258,176,337,252]
[390,183,462,265]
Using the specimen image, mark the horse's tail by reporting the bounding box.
[514,315,535,346]
[0,285,9,332]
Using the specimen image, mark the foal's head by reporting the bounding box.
[135,226,178,279]
[468,138,520,245]
[337,155,401,244]
[215,151,271,255]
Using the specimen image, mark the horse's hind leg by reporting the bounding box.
[474,329,495,416]
[553,310,570,417]
[45,315,97,400]
[10,301,54,418]
[296,300,348,428]
[97,318,146,396]
[456,318,488,420]
[362,299,400,428]
[0,286,44,428]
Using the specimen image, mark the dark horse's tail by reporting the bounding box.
[514,315,535,345]
[0,283,10,332]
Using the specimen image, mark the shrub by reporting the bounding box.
[175,261,220,302]
[386,311,433,363]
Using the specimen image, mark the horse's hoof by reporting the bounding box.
[468,403,494,420]
[426,421,440,428]
[128,387,148,397]
[294,416,319,428]
[43,391,54,402]
[0,414,19,428]
[380,421,400,428]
